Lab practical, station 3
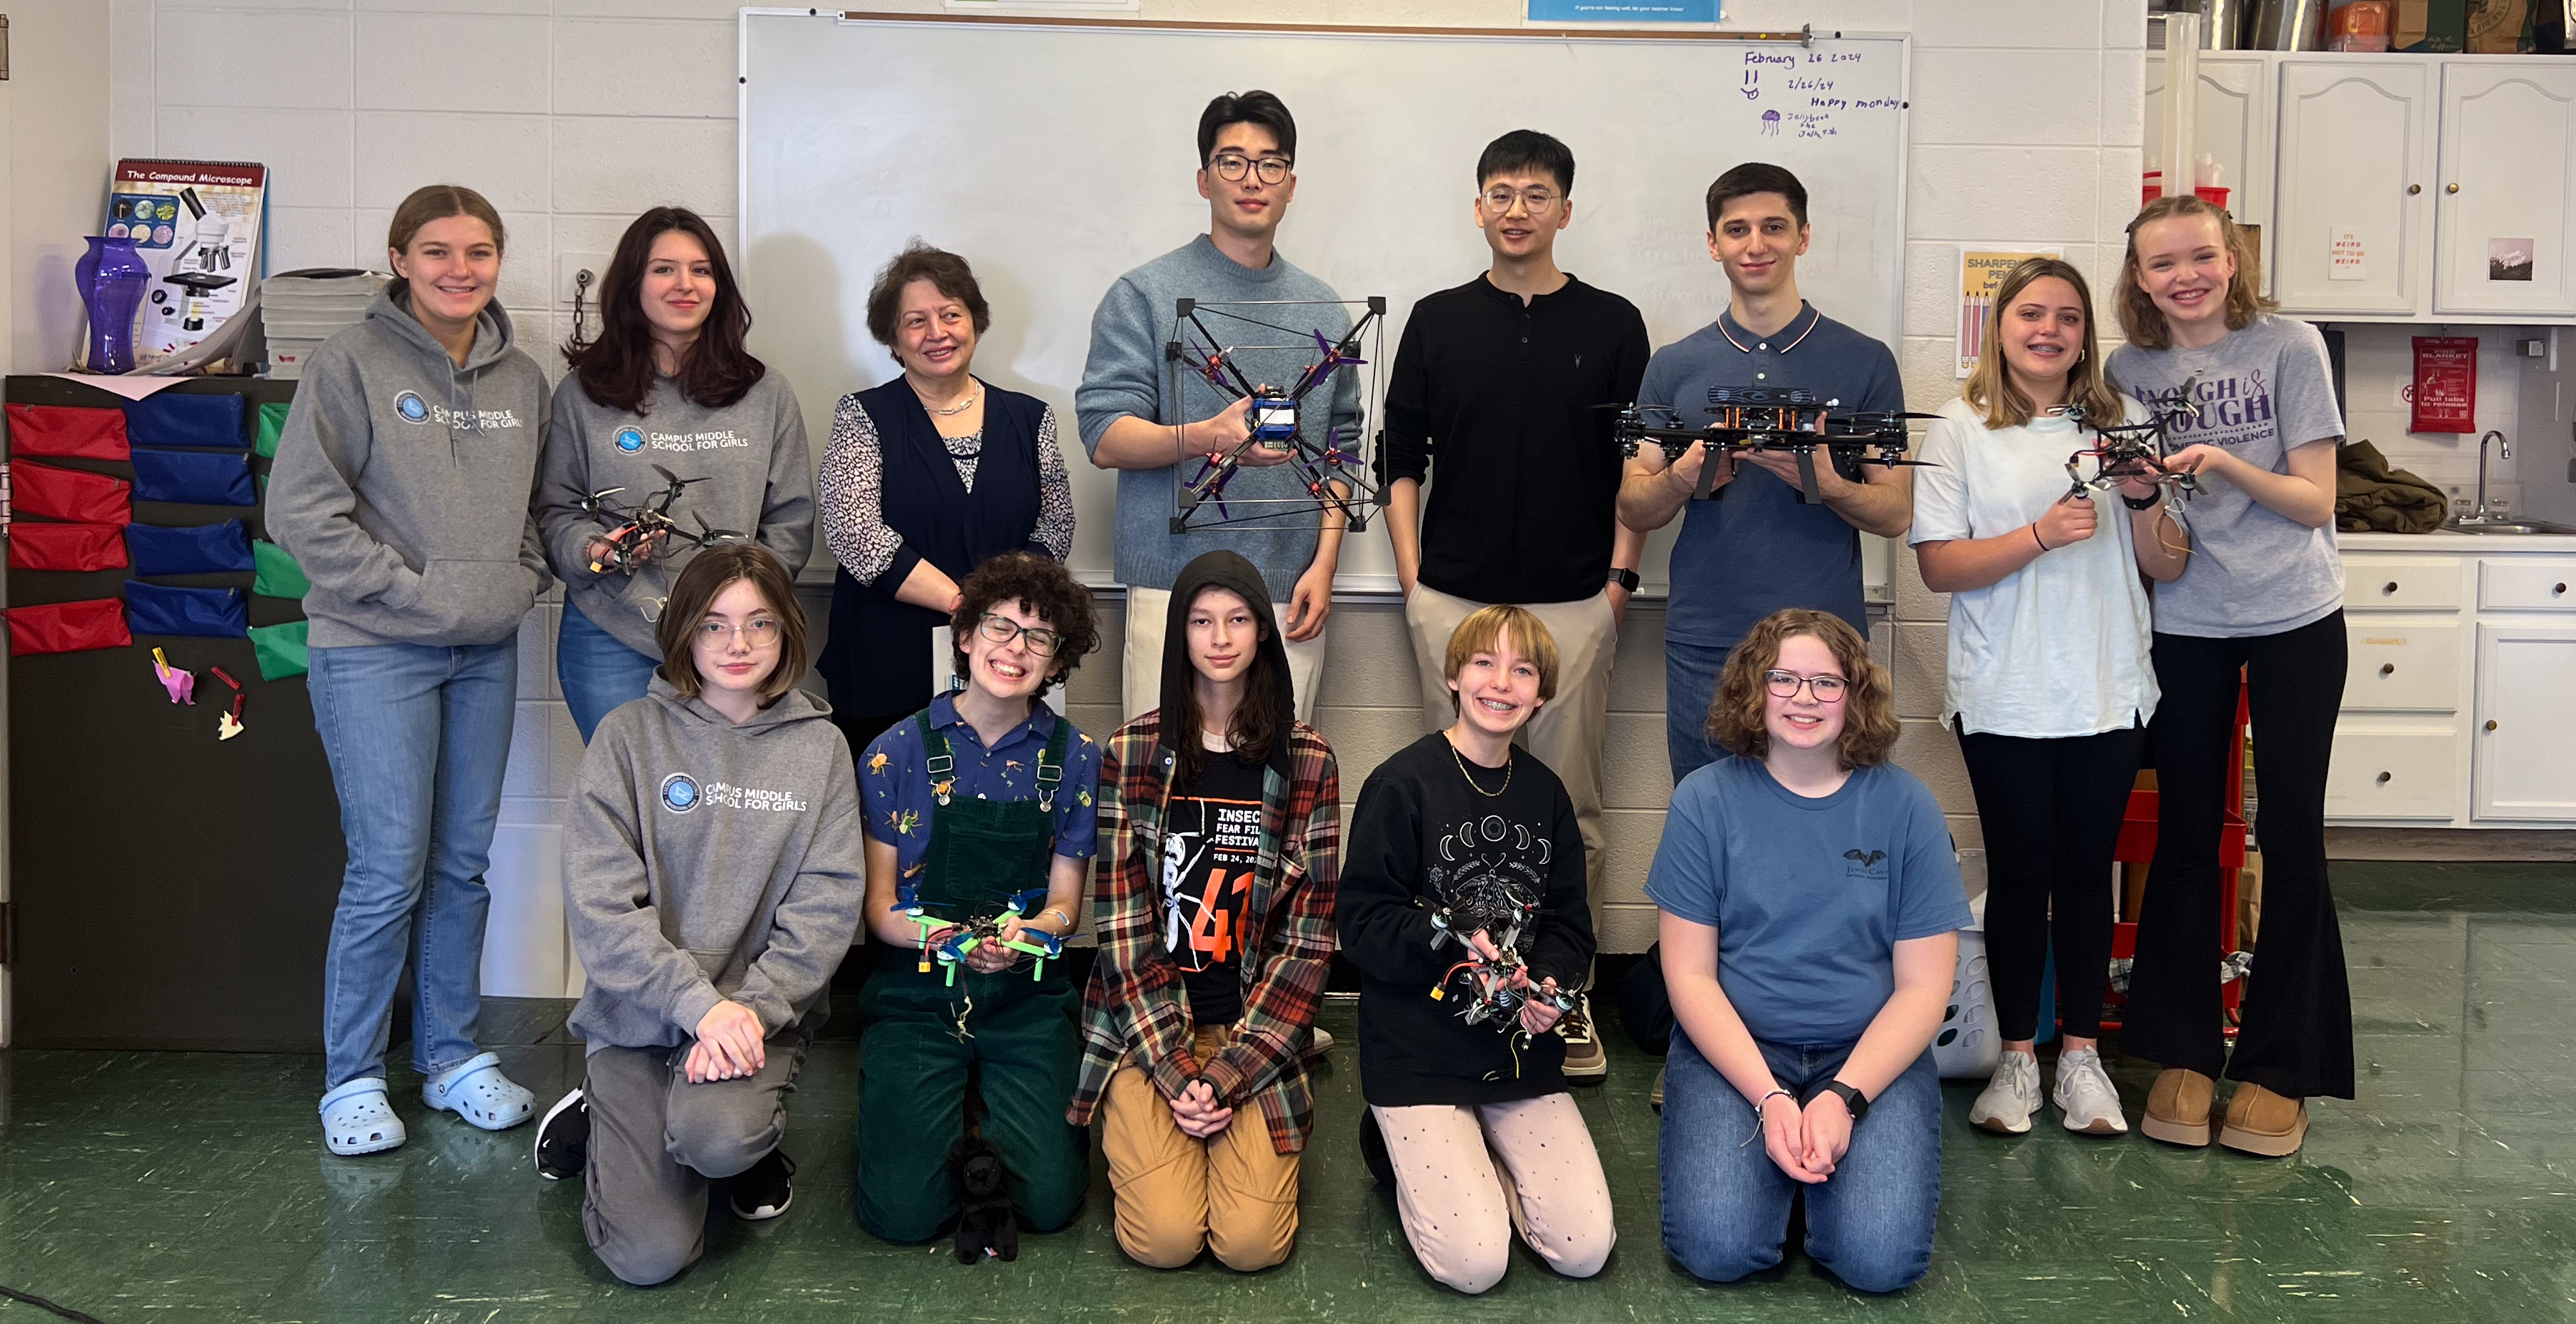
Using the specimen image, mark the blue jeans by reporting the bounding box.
[558,604,663,744]
[309,640,518,1091]
[1665,636,1736,783]
[1659,1030,1942,1293]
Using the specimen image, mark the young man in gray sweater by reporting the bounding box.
[1077,89,1360,724]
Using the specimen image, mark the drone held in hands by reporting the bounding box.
[578,464,749,575]
[1164,297,1387,534]
[1426,875,1574,1033]
[1609,387,1941,505]
[2061,384,2205,512]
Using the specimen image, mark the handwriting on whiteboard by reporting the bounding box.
[1737,47,1901,139]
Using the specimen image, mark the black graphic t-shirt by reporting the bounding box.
[1162,752,1267,1027]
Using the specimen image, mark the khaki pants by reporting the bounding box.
[1373,1093,1616,1295]
[1404,584,1617,911]
[1122,584,1328,724]
[1100,1026,1303,1270]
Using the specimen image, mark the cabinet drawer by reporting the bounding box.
[2344,623,2461,712]
[2344,554,2463,610]
[2478,559,2576,612]
[2327,730,2459,821]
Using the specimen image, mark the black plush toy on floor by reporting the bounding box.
[951,1135,1018,1264]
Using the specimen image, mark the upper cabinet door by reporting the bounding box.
[2275,59,2434,317]
[2145,54,2274,226]
[2434,61,2576,317]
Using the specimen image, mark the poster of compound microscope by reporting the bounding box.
[105,159,269,372]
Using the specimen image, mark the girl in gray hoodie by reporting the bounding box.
[537,542,866,1286]
[269,185,554,1158]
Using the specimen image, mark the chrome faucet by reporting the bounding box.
[2472,430,2510,521]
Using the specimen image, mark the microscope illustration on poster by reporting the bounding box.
[103,159,269,372]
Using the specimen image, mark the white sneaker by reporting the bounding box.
[1970,1050,2041,1135]
[2053,1047,2130,1135]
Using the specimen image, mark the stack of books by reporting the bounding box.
[259,270,387,379]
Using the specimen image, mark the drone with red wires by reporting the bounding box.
[2061,384,2205,507]
[1424,877,1574,1031]
[1609,387,1941,505]
[1163,296,1387,534]
[578,464,749,574]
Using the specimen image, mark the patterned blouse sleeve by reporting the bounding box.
[1034,405,1077,564]
[817,392,904,587]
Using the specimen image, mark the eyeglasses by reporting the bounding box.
[697,617,782,648]
[1209,154,1293,185]
[977,613,1063,657]
[1481,186,1561,214]
[1763,669,1847,702]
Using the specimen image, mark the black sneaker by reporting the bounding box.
[730,1149,796,1221]
[534,1087,588,1181]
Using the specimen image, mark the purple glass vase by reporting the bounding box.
[75,235,152,374]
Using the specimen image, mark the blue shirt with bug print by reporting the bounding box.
[859,693,1102,892]
[1646,755,1967,1045]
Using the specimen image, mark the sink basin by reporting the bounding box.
[2442,520,2576,535]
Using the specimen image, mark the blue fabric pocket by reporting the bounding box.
[124,392,248,450]
[125,580,249,638]
[126,519,254,577]
[131,448,256,507]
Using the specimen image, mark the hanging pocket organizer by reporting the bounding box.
[126,519,254,577]
[249,619,311,681]
[125,581,249,639]
[251,539,310,599]
[254,401,292,459]
[124,392,247,450]
[6,598,134,655]
[131,448,257,507]
[4,403,131,461]
[9,522,130,573]
[14,461,134,524]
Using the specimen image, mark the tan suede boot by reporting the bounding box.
[2140,1067,2217,1147]
[2217,1082,2309,1157]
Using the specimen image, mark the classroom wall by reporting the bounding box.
[102,0,2147,990]
[2337,323,2532,516]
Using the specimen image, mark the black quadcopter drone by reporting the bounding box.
[578,465,747,574]
[2061,384,2205,507]
[1609,387,1940,505]
[1426,875,1574,1032]
[1164,296,1387,534]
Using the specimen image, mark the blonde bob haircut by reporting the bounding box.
[1705,609,1897,770]
[655,542,812,708]
[1964,257,2126,429]
[1443,604,1559,713]
[2115,194,2275,349]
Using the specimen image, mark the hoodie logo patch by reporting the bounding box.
[660,772,702,813]
[614,426,645,453]
[395,391,430,423]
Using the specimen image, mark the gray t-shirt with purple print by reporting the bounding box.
[2108,314,2345,638]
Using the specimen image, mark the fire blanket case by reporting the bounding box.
[14,462,134,525]
[130,448,256,507]
[126,520,254,576]
[9,522,130,573]
[6,598,134,655]
[125,581,249,639]
[124,392,248,450]
[4,404,131,461]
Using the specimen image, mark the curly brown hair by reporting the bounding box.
[950,551,1098,700]
[864,242,992,352]
[655,542,811,707]
[1705,609,1897,770]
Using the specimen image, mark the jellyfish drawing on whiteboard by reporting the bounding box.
[1762,109,1782,136]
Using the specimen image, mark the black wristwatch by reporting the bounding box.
[1606,567,1641,592]
[1809,1079,1868,1125]
[2121,491,2162,511]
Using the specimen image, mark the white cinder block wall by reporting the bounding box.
[106,0,2145,992]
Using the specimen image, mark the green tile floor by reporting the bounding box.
[1,861,2570,1322]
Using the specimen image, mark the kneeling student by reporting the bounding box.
[536,542,867,1287]
[1650,609,1968,1294]
[1340,606,1612,1295]
[1069,550,1342,1271]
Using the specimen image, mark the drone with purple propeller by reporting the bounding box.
[1162,296,1387,534]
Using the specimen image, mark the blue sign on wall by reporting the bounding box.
[1527,0,1719,21]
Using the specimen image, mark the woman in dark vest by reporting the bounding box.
[817,242,1077,754]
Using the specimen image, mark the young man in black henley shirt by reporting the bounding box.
[1382,129,1651,1080]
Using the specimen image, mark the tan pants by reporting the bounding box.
[1404,584,1617,910]
[1123,584,1328,724]
[1372,1093,1616,1295]
[1100,1026,1302,1270]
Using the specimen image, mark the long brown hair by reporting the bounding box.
[655,543,810,707]
[1172,583,1283,787]
[1705,609,1897,770]
[564,207,764,415]
[1964,257,2125,429]
[2115,195,2275,349]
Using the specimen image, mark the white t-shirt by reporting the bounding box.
[1910,396,2160,739]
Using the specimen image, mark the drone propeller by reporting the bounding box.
[692,513,749,544]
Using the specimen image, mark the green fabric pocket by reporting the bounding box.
[249,619,310,681]
[254,402,291,459]
[251,539,309,599]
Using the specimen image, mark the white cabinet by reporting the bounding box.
[2145,54,2274,242]
[2434,63,2576,317]
[2275,59,2435,317]
[2472,623,2576,820]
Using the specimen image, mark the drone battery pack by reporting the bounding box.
[1249,396,1299,444]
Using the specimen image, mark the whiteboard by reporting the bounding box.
[740,11,1910,591]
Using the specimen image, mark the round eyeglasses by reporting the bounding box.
[697,617,782,648]
[1209,154,1292,185]
[1481,186,1560,214]
[977,613,1064,657]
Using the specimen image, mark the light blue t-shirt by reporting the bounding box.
[1644,755,1970,1045]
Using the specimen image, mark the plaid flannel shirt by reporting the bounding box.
[1067,712,1340,1155]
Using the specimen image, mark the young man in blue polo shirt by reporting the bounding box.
[1617,162,1912,783]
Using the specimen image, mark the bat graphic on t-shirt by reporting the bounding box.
[1844,849,1887,867]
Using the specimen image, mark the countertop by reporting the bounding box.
[2340,529,2576,552]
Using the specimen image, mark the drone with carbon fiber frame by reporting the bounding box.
[1164,297,1387,534]
[1609,387,1941,505]
[578,464,750,574]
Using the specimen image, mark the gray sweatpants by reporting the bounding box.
[582,1029,809,1286]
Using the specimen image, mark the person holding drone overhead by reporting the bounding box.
[538,206,814,743]
[1337,605,1612,1296]
[851,551,1104,1247]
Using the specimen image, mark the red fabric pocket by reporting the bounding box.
[6,598,134,655]
[12,461,133,525]
[8,522,129,572]
[6,404,131,461]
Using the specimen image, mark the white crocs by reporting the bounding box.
[421,1052,536,1132]
[320,1077,408,1156]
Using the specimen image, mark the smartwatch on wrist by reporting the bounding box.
[1810,1079,1869,1125]
[1606,567,1641,593]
